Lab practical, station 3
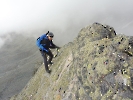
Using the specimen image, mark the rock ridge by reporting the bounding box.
[11,23,133,100]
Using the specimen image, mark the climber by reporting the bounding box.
[36,31,60,73]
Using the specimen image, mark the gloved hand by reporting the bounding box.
[56,46,60,49]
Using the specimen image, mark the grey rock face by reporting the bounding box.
[11,23,133,100]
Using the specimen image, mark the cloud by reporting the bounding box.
[0,33,12,48]
[0,38,5,48]
[0,0,133,46]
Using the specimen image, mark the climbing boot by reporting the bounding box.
[48,62,53,65]
[46,69,51,74]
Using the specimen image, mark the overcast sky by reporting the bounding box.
[0,0,133,46]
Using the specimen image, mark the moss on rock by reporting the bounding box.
[11,23,133,100]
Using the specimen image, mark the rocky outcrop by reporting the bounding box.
[11,23,133,100]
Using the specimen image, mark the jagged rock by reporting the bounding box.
[10,23,133,100]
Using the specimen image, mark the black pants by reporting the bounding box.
[40,49,53,71]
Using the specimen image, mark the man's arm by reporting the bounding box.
[49,40,60,49]
[39,44,48,52]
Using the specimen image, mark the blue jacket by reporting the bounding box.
[36,34,57,52]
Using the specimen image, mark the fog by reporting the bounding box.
[0,0,133,46]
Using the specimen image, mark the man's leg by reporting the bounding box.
[40,50,50,73]
[46,50,53,64]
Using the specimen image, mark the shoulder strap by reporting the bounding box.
[46,31,49,35]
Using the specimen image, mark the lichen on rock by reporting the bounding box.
[11,23,133,100]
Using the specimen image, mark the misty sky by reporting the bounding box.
[0,0,133,45]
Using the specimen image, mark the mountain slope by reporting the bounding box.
[0,33,42,100]
[11,23,133,100]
